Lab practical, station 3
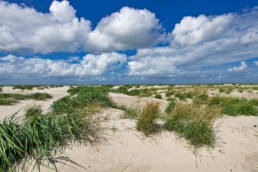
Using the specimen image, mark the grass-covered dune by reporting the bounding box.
[0,84,257,171]
[0,86,114,171]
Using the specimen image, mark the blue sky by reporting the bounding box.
[0,0,258,84]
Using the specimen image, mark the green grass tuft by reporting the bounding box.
[118,105,139,119]
[155,94,162,99]
[0,93,52,105]
[164,103,220,147]
[0,112,98,171]
[136,102,160,136]
[165,101,176,114]
[25,105,42,119]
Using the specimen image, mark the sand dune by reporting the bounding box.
[0,86,257,171]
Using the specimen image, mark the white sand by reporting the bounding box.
[0,86,257,171]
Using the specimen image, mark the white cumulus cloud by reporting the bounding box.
[86,7,162,52]
[0,53,126,79]
[228,61,247,72]
[0,1,162,54]
[0,0,92,54]
[128,8,258,76]
[172,14,233,46]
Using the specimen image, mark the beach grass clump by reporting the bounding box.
[25,105,42,119]
[164,103,220,147]
[111,86,129,95]
[219,88,225,93]
[195,96,258,116]
[118,105,139,119]
[165,101,176,114]
[238,88,244,93]
[225,88,233,94]
[166,91,175,97]
[0,112,98,171]
[12,85,49,90]
[0,93,52,105]
[53,86,114,115]
[0,98,18,105]
[128,89,140,96]
[174,92,194,101]
[193,93,209,105]
[136,102,160,135]
[0,112,97,171]
[51,96,73,114]
[155,94,162,99]
[138,88,153,97]
[27,93,53,100]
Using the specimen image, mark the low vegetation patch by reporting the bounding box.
[12,85,50,90]
[194,96,258,116]
[118,105,139,119]
[164,103,220,147]
[137,102,160,136]
[0,112,98,171]
[25,105,42,119]
[53,86,114,115]
[155,94,162,99]
[0,93,52,105]
[165,101,176,114]
[1,86,107,171]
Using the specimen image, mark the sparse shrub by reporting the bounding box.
[137,102,160,135]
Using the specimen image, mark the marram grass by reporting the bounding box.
[137,102,160,136]
[0,112,98,171]
[164,103,221,147]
